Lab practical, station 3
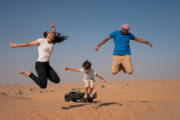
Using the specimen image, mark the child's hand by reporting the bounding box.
[103,80,107,83]
[64,68,68,71]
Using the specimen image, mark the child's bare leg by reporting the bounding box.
[89,87,94,98]
[84,87,89,98]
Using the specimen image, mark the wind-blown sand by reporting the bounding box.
[0,80,180,120]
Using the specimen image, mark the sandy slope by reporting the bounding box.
[0,80,180,120]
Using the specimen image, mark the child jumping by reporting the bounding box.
[65,60,107,99]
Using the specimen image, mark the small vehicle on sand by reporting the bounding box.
[64,89,97,102]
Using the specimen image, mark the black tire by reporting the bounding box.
[93,92,97,98]
[65,96,70,102]
[72,99,77,102]
[87,97,93,103]
[80,97,86,102]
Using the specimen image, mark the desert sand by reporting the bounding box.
[0,80,180,120]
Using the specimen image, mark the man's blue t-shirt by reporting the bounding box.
[109,30,135,55]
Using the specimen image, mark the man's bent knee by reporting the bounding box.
[126,70,133,75]
[112,71,118,75]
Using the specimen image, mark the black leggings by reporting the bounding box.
[29,62,60,88]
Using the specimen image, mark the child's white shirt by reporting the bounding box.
[80,68,97,80]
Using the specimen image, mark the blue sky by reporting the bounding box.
[0,0,180,84]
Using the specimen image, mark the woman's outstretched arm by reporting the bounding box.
[65,68,80,72]
[8,40,39,48]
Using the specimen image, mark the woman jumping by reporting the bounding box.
[9,22,67,88]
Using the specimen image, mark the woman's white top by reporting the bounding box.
[37,38,54,62]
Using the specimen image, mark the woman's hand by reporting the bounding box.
[8,42,17,48]
[48,22,56,32]
[48,22,55,27]
[147,41,152,47]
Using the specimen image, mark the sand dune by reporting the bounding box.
[0,80,180,120]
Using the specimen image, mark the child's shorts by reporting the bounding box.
[83,79,95,88]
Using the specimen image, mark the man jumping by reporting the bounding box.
[95,24,152,75]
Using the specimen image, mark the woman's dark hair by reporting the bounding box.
[43,31,68,44]
[82,60,91,70]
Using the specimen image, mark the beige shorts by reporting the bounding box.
[83,79,95,88]
[112,55,133,75]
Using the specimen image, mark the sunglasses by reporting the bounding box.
[123,29,129,32]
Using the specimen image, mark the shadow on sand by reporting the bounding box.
[61,104,87,110]
[61,100,150,110]
[129,100,150,103]
[61,101,123,110]
[98,102,123,107]
[61,101,101,110]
